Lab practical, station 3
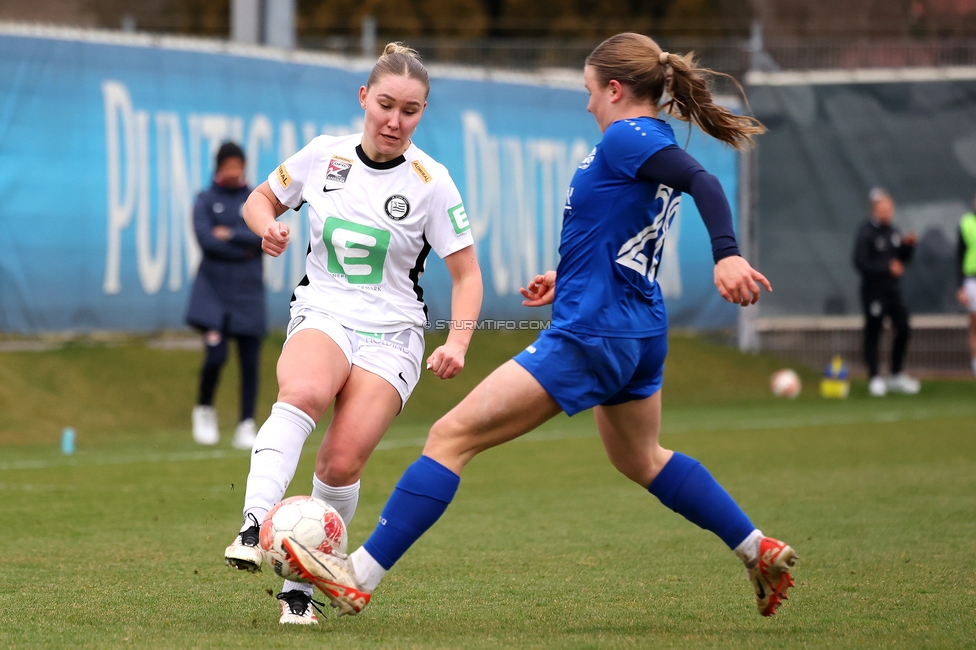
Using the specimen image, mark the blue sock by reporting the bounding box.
[647,452,754,549]
[363,455,460,570]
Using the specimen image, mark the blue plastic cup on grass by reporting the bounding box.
[61,427,76,455]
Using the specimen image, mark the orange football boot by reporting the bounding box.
[749,537,798,616]
[282,537,372,616]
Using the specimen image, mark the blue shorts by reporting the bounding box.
[513,327,668,416]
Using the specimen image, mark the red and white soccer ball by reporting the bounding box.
[770,368,802,399]
[259,495,347,582]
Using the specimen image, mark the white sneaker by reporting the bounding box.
[192,405,219,445]
[276,590,321,625]
[887,373,921,395]
[224,513,263,573]
[868,376,887,397]
[232,418,258,450]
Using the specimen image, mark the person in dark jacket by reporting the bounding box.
[186,142,266,448]
[853,188,919,396]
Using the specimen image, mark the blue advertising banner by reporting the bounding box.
[0,27,739,333]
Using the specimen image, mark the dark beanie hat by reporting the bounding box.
[216,141,245,168]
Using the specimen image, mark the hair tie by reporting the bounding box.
[659,51,670,65]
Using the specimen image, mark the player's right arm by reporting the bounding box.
[247,136,325,257]
[243,181,290,257]
[520,271,557,306]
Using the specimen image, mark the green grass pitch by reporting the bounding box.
[1,331,974,648]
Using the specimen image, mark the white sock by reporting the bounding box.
[241,402,316,526]
[281,579,313,597]
[312,475,361,527]
[733,529,764,567]
[351,547,387,592]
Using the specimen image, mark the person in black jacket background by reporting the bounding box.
[186,142,266,448]
[853,188,920,397]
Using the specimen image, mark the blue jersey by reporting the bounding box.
[552,117,681,337]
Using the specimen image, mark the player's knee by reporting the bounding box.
[425,414,469,460]
[276,388,327,422]
[315,452,365,486]
[607,446,669,487]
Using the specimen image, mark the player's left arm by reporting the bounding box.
[637,146,771,306]
[427,246,483,379]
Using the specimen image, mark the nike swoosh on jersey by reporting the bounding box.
[323,186,343,192]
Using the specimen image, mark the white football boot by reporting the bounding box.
[868,376,887,397]
[231,418,258,450]
[224,513,263,573]
[887,373,920,395]
[276,589,323,625]
[192,405,219,445]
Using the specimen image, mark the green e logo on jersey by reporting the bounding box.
[322,217,391,285]
[448,203,470,235]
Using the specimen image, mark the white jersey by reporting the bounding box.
[269,134,474,332]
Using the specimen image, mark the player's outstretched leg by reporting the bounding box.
[597,397,798,616]
[224,402,316,571]
[282,454,461,615]
[647,452,798,616]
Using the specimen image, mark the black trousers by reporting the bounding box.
[197,332,262,422]
[861,287,910,378]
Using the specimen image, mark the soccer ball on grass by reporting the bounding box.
[770,368,802,399]
[259,495,347,582]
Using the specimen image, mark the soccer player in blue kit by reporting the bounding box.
[283,32,798,618]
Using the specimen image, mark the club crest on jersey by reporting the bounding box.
[324,156,353,189]
[384,195,411,221]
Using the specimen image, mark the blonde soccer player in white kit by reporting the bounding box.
[223,43,483,625]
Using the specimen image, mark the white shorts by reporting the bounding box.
[964,278,976,313]
[284,306,425,410]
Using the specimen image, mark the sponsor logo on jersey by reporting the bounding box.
[212,202,224,213]
[448,203,470,234]
[324,156,353,188]
[323,216,391,285]
[275,164,292,189]
[579,146,597,170]
[411,160,432,184]
[384,194,411,221]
